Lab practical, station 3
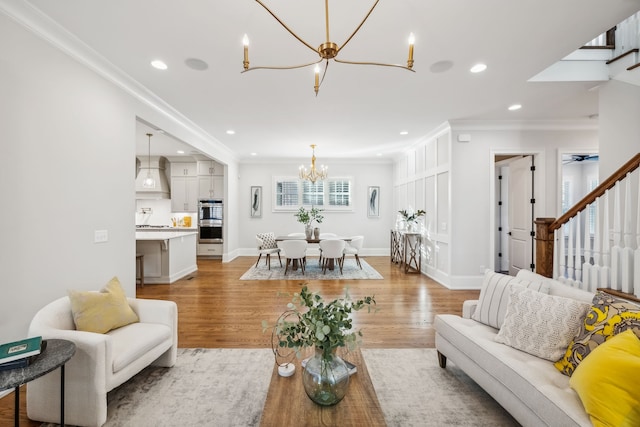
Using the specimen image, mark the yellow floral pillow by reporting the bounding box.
[554,291,640,376]
[570,330,640,427]
[68,277,139,333]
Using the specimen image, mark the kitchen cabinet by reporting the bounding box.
[171,162,197,177]
[198,176,224,200]
[197,243,222,257]
[197,160,223,176]
[171,176,198,212]
[136,231,198,284]
[197,160,224,200]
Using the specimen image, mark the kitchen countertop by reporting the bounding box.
[136,230,197,240]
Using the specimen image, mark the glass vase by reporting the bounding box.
[302,347,350,406]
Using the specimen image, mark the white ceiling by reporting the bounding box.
[25,0,640,161]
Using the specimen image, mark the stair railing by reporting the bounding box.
[535,153,640,301]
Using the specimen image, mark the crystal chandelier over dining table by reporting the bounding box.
[299,144,328,183]
[242,0,415,95]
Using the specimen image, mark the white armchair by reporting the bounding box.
[27,296,178,427]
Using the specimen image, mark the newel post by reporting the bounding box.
[534,218,555,278]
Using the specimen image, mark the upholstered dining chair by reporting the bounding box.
[343,235,364,269]
[319,239,346,274]
[317,233,338,265]
[279,239,308,275]
[255,232,282,270]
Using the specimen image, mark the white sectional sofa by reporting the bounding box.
[435,270,595,427]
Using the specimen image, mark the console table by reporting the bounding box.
[0,339,76,427]
[390,230,422,273]
[260,348,386,426]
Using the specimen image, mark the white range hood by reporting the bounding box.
[136,156,170,199]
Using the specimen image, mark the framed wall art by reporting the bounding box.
[251,186,262,218]
[367,186,380,217]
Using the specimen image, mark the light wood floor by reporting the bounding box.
[1,256,479,425]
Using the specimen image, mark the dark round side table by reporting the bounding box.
[0,339,76,427]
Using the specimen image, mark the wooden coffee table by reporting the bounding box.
[260,348,386,426]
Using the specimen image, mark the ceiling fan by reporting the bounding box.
[562,154,600,164]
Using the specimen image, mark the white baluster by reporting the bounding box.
[590,197,601,292]
[621,173,635,293]
[558,223,566,280]
[553,229,559,280]
[610,182,622,290]
[600,191,611,288]
[575,210,583,288]
[582,200,592,290]
[567,216,575,281]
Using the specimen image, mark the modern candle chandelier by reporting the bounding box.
[299,145,328,183]
[242,0,415,95]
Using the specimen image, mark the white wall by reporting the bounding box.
[599,80,640,177]
[236,161,394,255]
[394,122,599,289]
[0,12,238,341]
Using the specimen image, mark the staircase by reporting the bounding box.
[535,153,640,302]
[531,11,640,87]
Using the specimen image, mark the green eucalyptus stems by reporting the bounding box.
[294,207,324,226]
[263,284,376,361]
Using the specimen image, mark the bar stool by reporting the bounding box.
[136,253,144,287]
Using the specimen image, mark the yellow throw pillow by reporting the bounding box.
[569,329,640,427]
[68,277,139,333]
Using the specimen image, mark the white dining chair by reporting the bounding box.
[343,236,364,269]
[279,239,308,275]
[317,233,338,265]
[318,239,346,274]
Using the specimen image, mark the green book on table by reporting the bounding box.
[0,336,42,364]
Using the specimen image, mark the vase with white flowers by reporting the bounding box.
[263,284,376,406]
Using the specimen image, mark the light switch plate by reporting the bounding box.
[94,230,109,243]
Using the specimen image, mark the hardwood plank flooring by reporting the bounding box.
[1,256,479,426]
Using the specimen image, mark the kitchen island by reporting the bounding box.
[135,230,197,284]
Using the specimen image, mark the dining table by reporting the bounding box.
[274,235,351,271]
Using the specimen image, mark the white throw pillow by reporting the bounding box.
[495,286,591,361]
[257,232,277,249]
[471,270,550,329]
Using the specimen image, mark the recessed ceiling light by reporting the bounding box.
[376,153,383,157]
[151,60,168,70]
[226,130,235,135]
[470,63,487,73]
[251,152,257,156]
[400,131,409,135]
[508,104,522,111]
[176,150,185,154]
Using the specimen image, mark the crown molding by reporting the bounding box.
[0,0,236,162]
[448,119,598,131]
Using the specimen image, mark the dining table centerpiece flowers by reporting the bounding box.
[398,208,426,232]
[262,284,376,406]
[294,207,324,239]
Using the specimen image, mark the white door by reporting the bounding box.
[508,156,534,276]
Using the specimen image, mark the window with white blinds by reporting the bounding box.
[276,180,299,207]
[273,176,353,211]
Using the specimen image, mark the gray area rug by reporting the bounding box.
[240,258,383,280]
[362,349,520,427]
[104,348,273,426]
[55,348,520,426]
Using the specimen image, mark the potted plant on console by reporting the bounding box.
[294,207,324,239]
[263,284,376,406]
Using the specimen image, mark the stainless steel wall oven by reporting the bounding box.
[198,199,223,243]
